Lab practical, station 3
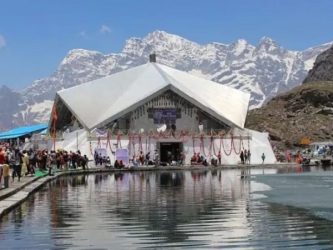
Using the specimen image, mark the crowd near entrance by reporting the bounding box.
[159,142,183,165]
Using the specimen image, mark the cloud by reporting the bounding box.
[0,35,6,48]
[99,25,111,34]
[79,31,87,37]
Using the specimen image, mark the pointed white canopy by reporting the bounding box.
[56,62,250,130]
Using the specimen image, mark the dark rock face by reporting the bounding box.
[246,82,333,150]
[303,45,333,83]
[247,45,333,150]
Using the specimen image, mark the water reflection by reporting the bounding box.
[0,169,332,249]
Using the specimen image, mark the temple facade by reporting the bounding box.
[49,60,276,165]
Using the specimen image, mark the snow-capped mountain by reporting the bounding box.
[6,30,333,129]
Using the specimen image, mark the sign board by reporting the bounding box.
[116,148,129,165]
[148,108,181,124]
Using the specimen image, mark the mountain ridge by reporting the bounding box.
[1,30,332,130]
[246,45,333,150]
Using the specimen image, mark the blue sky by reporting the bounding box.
[0,0,332,90]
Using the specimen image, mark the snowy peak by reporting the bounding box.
[256,36,283,54]
[5,30,333,129]
[60,49,105,66]
[231,39,248,54]
[258,36,278,47]
[228,39,254,60]
[145,30,200,49]
[123,30,201,57]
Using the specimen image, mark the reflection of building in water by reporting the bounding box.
[95,170,253,242]
[49,56,276,165]
[4,172,333,249]
[159,172,184,187]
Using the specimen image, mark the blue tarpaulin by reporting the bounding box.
[0,124,48,140]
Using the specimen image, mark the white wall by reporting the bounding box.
[55,128,276,165]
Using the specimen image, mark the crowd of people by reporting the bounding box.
[190,150,253,166]
[0,143,89,189]
[190,151,222,166]
[94,150,160,169]
[0,140,258,190]
[130,151,159,167]
[239,149,252,164]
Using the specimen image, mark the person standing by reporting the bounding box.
[247,150,251,164]
[240,150,245,164]
[217,151,221,165]
[244,149,248,164]
[0,148,5,164]
[28,150,36,175]
[21,150,29,176]
[145,152,150,165]
[2,163,10,188]
[261,153,266,164]
[0,147,6,186]
[139,151,144,166]
[12,149,22,182]
[180,151,185,166]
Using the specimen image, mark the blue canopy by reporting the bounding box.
[0,124,48,140]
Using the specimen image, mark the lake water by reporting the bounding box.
[1,167,333,249]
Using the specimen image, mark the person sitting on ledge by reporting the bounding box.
[197,153,202,163]
[191,153,197,164]
[119,160,125,169]
[211,155,218,167]
[139,151,144,165]
[132,156,139,168]
[114,160,120,169]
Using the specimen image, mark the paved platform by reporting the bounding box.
[0,175,41,201]
[0,174,57,218]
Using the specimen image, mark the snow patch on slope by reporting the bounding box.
[7,30,332,127]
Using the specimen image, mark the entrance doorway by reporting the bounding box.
[159,142,182,165]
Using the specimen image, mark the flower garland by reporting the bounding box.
[192,136,196,154]
[221,135,233,156]
[89,130,249,160]
[89,141,93,155]
[106,131,115,154]
[212,136,222,157]
[208,136,214,158]
[117,133,122,149]
[138,135,144,154]
[232,134,242,155]
[200,135,208,157]
[127,134,132,156]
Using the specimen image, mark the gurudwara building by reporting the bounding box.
[49,56,276,165]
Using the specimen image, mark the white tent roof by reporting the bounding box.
[56,62,250,130]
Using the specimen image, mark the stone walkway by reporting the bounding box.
[0,174,57,218]
[0,175,41,201]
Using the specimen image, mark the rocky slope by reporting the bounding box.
[303,45,333,83]
[246,81,333,149]
[247,46,333,149]
[2,30,333,129]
